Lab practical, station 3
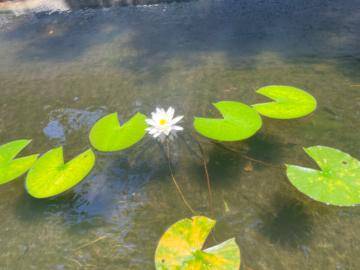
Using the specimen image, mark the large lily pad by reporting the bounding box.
[252,85,317,119]
[194,101,262,141]
[89,112,147,152]
[155,216,241,270]
[25,147,95,198]
[0,139,38,185]
[286,146,360,206]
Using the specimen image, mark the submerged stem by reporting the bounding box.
[165,140,196,215]
[194,138,214,217]
[211,141,280,167]
[73,235,107,251]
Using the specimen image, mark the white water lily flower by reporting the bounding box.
[146,107,184,142]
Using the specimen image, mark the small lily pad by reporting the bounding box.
[25,147,95,198]
[89,112,147,152]
[155,216,241,270]
[0,139,38,185]
[252,85,317,119]
[194,101,262,141]
[286,146,360,206]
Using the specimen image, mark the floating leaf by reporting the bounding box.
[155,216,241,270]
[194,101,262,141]
[286,146,360,206]
[89,112,147,152]
[0,139,38,185]
[25,147,95,198]
[252,85,317,119]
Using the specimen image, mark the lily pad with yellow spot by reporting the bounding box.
[155,216,241,270]
[286,146,360,206]
[89,112,147,152]
[25,147,95,198]
[252,85,317,119]
[0,139,38,185]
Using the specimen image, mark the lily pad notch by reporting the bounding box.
[155,216,241,269]
[286,146,360,206]
[26,147,96,199]
[252,85,317,119]
[0,139,38,185]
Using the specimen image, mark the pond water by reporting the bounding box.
[0,0,359,269]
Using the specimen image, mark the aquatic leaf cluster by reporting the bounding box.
[0,139,95,199]
[0,85,359,204]
[90,85,317,149]
[0,84,359,269]
[194,85,317,141]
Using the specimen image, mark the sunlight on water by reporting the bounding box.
[0,0,190,15]
[0,0,69,15]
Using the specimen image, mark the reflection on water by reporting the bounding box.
[0,0,360,269]
[0,0,191,15]
[0,0,69,15]
[43,107,106,142]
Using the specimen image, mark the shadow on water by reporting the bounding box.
[187,142,244,189]
[261,195,313,249]
[2,0,359,81]
[245,133,288,164]
[189,132,286,187]
[14,191,74,222]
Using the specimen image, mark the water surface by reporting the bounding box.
[0,0,359,269]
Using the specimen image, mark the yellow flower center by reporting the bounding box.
[159,119,167,125]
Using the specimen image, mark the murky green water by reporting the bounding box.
[0,0,359,269]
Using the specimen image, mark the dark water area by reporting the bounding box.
[0,0,359,269]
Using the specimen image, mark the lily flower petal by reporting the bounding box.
[171,115,184,124]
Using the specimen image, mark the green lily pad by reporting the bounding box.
[252,85,317,119]
[25,147,95,198]
[89,112,147,152]
[0,139,38,185]
[286,146,360,206]
[194,101,262,141]
[155,216,241,270]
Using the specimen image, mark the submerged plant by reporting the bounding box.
[286,146,360,206]
[26,147,95,198]
[155,216,241,270]
[0,139,38,185]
